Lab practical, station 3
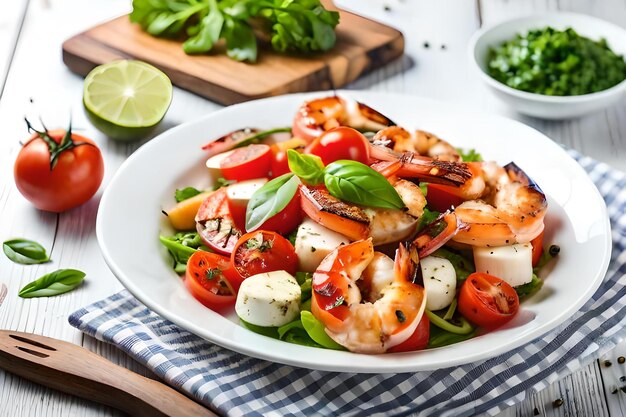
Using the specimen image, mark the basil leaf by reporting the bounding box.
[323,160,405,209]
[175,186,202,202]
[18,269,85,298]
[287,150,324,185]
[300,311,345,350]
[245,173,299,231]
[3,238,50,265]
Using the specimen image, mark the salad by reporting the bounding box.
[160,95,558,354]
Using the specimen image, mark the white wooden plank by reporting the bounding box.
[0,0,28,98]
[0,0,216,416]
[599,342,626,417]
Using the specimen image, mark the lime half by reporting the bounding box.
[83,60,173,141]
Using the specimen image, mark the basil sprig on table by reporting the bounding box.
[245,173,300,231]
[3,238,50,265]
[286,150,405,209]
[18,269,85,298]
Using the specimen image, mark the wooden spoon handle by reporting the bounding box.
[0,330,217,417]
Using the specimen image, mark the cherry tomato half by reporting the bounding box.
[305,127,369,166]
[220,144,272,181]
[231,231,298,279]
[457,272,520,329]
[185,251,241,310]
[195,189,242,255]
[387,313,430,353]
[14,128,104,213]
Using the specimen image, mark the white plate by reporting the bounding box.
[97,91,611,373]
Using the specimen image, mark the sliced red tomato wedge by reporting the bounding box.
[231,231,298,280]
[195,189,242,255]
[185,251,240,310]
[458,272,520,329]
[387,313,430,353]
[305,127,369,166]
[219,144,272,181]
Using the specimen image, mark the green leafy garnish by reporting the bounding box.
[130,0,340,62]
[428,325,477,349]
[19,269,85,298]
[488,27,626,96]
[300,311,345,350]
[212,177,236,191]
[245,173,299,231]
[287,150,325,185]
[457,148,483,162]
[240,318,279,338]
[3,238,50,265]
[432,247,475,283]
[175,186,202,202]
[159,233,207,273]
[515,273,544,299]
[324,160,405,210]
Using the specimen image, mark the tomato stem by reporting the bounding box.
[25,117,93,170]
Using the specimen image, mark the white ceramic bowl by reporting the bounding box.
[469,12,626,119]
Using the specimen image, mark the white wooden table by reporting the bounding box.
[0,1,625,416]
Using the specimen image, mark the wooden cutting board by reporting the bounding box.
[61,3,403,105]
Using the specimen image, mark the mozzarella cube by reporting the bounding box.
[294,219,350,272]
[421,256,457,311]
[473,243,533,287]
[235,270,301,327]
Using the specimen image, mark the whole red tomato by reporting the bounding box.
[14,125,104,213]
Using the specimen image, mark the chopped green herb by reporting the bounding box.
[488,27,626,96]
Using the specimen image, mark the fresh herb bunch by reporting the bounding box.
[488,27,626,96]
[130,0,340,62]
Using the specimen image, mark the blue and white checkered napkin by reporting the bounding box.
[69,150,626,417]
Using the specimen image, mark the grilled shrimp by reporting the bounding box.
[373,126,461,161]
[292,96,395,142]
[452,162,547,246]
[300,179,426,245]
[311,239,427,354]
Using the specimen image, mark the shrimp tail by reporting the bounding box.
[395,242,420,284]
[504,162,545,196]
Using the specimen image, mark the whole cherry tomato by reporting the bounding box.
[305,127,369,166]
[14,124,104,212]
